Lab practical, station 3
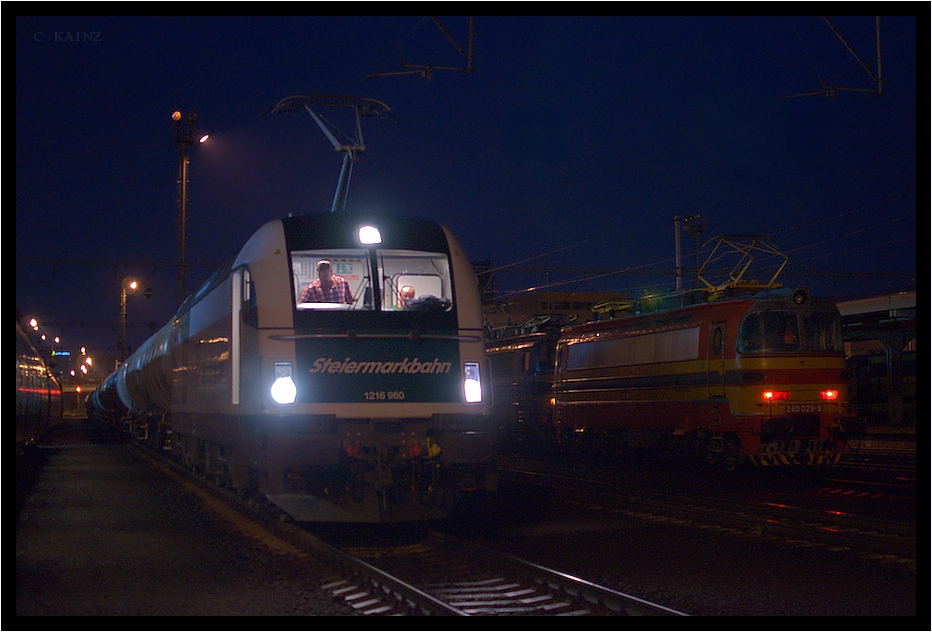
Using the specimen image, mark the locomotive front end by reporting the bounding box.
[732,295,854,466]
[254,214,496,522]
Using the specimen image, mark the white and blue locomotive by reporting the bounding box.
[88,212,497,522]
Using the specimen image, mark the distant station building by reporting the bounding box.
[836,291,916,448]
[482,290,629,335]
[49,349,101,419]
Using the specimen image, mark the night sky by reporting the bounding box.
[16,16,916,361]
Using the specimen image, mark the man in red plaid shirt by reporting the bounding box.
[299,260,353,304]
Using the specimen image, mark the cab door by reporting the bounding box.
[231,266,259,408]
[708,321,726,398]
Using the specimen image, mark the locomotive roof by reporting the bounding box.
[567,287,837,335]
[281,212,451,253]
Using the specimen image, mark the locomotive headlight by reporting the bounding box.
[463,362,482,403]
[358,224,382,245]
[270,361,297,405]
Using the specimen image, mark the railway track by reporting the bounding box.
[235,502,687,616]
[138,435,914,614]
[497,462,916,563]
[138,441,684,616]
[316,529,687,616]
[836,447,917,480]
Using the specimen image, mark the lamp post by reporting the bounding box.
[682,214,705,287]
[120,277,138,363]
[172,110,209,307]
[674,214,705,291]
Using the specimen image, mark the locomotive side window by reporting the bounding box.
[710,326,723,354]
[566,327,699,369]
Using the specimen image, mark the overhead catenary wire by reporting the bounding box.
[488,192,915,300]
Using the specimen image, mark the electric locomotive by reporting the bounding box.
[485,316,569,453]
[89,212,497,522]
[552,287,854,468]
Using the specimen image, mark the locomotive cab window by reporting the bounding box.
[377,250,453,312]
[802,311,844,353]
[738,311,799,354]
[292,250,372,310]
[738,309,842,355]
[290,248,453,313]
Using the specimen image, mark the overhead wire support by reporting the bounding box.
[368,17,473,80]
[786,16,883,99]
[267,95,394,213]
[821,16,883,94]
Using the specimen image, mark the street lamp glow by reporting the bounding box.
[198,134,210,143]
[120,277,139,362]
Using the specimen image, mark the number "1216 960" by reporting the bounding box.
[364,390,405,401]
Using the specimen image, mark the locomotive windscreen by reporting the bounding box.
[290,249,452,312]
[737,309,844,355]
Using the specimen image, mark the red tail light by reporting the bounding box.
[762,390,790,402]
[820,389,839,401]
